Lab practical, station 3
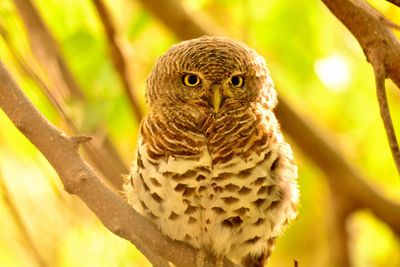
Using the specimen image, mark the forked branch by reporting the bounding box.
[322,0,400,176]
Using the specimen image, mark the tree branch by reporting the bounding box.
[371,53,400,175]
[0,60,238,267]
[321,0,400,175]
[11,0,129,189]
[136,0,400,235]
[91,0,144,122]
[321,0,400,87]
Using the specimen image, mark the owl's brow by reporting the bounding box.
[177,71,206,79]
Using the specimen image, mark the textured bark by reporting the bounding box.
[322,0,400,176]
[0,61,238,267]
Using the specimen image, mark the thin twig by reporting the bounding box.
[0,24,73,124]
[372,57,400,175]
[10,0,129,189]
[321,0,400,176]
[321,0,400,170]
[12,0,84,100]
[91,0,143,122]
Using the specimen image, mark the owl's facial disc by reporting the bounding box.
[146,36,277,110]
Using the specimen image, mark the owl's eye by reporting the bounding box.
[182,74,201,87]
[231,75,245,87]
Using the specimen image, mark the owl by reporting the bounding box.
[124,36,299,267]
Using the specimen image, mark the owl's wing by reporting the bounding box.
[270,141,299,227]
[239,142,299,266]
[123,146,145,212]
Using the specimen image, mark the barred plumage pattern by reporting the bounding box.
[124,36,298,266]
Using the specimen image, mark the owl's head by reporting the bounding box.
[146,36,277,112]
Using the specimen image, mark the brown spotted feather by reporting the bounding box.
[124,36,298,267]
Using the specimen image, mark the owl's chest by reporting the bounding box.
[141,115,275,207]
[136,133,281,251]
[131,109,286,254]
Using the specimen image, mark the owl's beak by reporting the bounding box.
[212,86,223,113]
[209,84,232,113]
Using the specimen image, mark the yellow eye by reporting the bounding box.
[231,75,244,87]
[182,74,201,87]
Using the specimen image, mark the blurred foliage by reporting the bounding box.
[0,0,400,266]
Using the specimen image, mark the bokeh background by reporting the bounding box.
[1,0,400,266]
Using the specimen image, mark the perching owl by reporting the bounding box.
[124,36,299,267]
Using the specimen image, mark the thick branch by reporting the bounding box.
[91,0,144,122]
[0,60,238,267]
[135,0,400,234]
